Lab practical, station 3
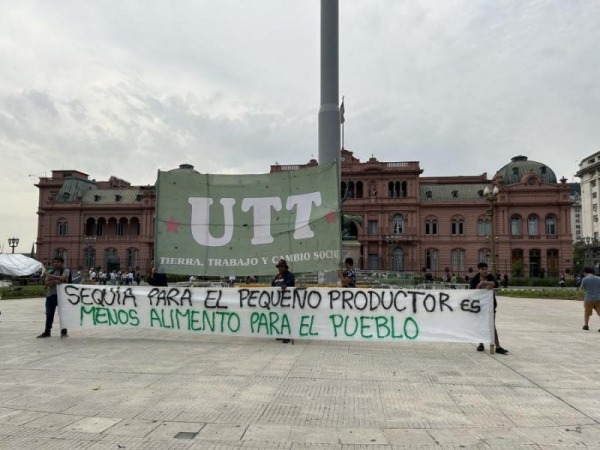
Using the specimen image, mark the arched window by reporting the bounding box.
[388,182,394,198]
[511,249,524,276]
[451,217,465,235]
[126,248,139,269]
[97,218,107,237]
[356,181,363,199]
[347,181,355,199]
[85,218,97,236]
[425,218,438,235]
[107,217,118,236]
[57,220,68,236]
[528,215,539,236]
[341,182,347,198]
[85,247,96,269]
[392,248,404,271]
[478,248,491,267]
[511,215,522,236]
[392,214,404,234]
[545,215,557,236]
[394,181,401,197]
[451,249,465,272]
[547,248,559,277]
[401,181,408,197]
[130,217,141,236]
[477,217,490,236]
[425,248,438,271]
[117,218,128,236]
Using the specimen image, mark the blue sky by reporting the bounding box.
[1,0,598,253]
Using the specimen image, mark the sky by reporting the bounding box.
[1,0,599,254]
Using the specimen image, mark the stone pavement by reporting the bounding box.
[0,295,599,449]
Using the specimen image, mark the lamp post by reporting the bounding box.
[483,186,499,274]
[8,237,19,254]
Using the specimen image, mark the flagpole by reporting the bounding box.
[340,96,345,150]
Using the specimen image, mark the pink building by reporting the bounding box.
[35,169,156,274]
[273,150,573,278]
[36,154,572,279]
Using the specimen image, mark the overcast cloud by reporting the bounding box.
[1,0,599,253]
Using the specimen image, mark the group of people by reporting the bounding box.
[85,268,141,286]
[35,257,600,349]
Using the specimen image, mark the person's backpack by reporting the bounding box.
[59,268,74,284]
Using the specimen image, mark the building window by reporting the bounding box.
[425,249,438,271]
[392,214,404,234]
[57,220,68,236]
[478,248,491,267]
[527,215,539,236]
[591,180,597,187]
[368,254,380,270]
[450,249,465,272]
[117,219,128,236]
[547,248,559,277]
[477,218,490,236]
[594,192,598,199]
[356,181,363,199]
[392,248,404,271]
[451,218,465,235]
[545,216,557,235]
[85,248,96,269]
[425,218,438,235]
[97,218,106,237]
[126,248,139,269]
[511,216,522,236]
[368,220,378,236]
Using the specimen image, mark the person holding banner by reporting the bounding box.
[470,262,508,355]
[37,256,70,339]
[272,259,295,289]
[272,259,295,343]
[338,257,356,288]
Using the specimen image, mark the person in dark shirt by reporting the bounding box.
[469,262,508,355]
[272,259,295,343]
[338,257,356,288]
[271,259,295,289]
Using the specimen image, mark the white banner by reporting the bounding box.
[57,285,495,343]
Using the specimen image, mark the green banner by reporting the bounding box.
[155,163,341,276]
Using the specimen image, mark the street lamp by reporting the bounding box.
[8,237,19,254]
[483,186,499,274]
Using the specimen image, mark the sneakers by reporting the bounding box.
[495,347,509,355]
[36,332,51,338]
[61,329,69,339]
[476,343,484,352]
[583,325,589,330]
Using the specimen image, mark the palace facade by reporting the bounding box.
[273,150,573,278]
[35,153,573,278]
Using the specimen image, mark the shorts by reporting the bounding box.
[584,301,600,317]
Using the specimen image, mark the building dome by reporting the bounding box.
[168,163,199,174]
[494,155,557,185]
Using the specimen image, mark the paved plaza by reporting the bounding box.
[0,295,599,449]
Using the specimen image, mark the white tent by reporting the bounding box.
[0,253,44,277]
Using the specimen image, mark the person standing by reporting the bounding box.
[469,262,508,355]
[579,267,600,331]
[272,259,295,343]
[37,256,69,339]
[338,257,356,288]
